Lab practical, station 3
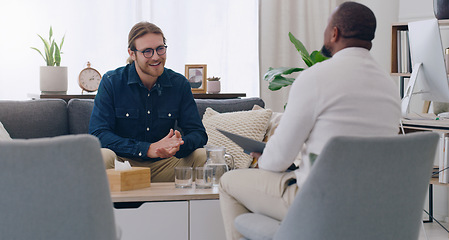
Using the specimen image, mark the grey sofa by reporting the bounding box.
[0,97,265,139]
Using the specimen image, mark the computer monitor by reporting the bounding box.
[401,18,449,117]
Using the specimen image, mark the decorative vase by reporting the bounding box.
[40,66,68,95]
[434,0,449,20]
[207,81,221,94]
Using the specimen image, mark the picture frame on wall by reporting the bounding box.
[185,64,207,93]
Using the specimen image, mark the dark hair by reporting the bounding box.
[127,22,166,64]
[332,1,376,41]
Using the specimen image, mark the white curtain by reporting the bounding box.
[0,0,258,100]
[0,0,137,100]
[137,0,260,97]
[259,0,344,112]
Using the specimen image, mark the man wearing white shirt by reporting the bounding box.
[219,2,401,239]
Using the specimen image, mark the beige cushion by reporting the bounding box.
[251,105,302,168]
[202,107,272,169]
[252,105,283,142]
[0,121,12,140]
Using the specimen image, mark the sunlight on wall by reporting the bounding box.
[0,0,259,100]
[0,0,136,99]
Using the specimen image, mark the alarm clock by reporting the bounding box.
[78,61,101,93]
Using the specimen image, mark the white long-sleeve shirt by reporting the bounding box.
[258,47,401,187]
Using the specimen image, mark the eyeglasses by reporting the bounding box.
[132,45,167,58]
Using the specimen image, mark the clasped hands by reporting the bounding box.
[147,129,184,158]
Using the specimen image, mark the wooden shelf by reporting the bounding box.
[390,23,409,75]
[192,93,246,99]
[38,93,246,102]
[430,178,448,186]
[391,20,449,75]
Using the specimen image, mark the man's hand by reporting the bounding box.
[147,129,184,158]
[250,152,262,159]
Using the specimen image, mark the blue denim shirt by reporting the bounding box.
[88,63,207,161]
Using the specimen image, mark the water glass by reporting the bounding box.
[195,167,213,189]
[175,166,193,188]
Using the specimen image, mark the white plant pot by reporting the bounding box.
[40,66,68,95]
[207,81,221,94]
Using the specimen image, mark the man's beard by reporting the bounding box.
[320,45,332,58]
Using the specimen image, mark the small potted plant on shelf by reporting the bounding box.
[31,26,67,95]
[207,76,221,94]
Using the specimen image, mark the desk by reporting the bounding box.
[401,118,449,224]
[111,183,224,240]
[401,117,449,132]
[193,93,246,99]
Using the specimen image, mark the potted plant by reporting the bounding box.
[31,26,67,94]
[264,32,328,91]
[207,76,221,94]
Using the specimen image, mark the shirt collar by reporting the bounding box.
[332,47,370,59]
[127,62,173,88]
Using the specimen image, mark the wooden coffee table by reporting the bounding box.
[111,183,224,240]
[111,182,219,203]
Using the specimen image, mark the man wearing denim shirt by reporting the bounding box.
[89,22,208,182]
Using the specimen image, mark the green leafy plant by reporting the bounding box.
[264,32,328,91]
[31,26,65,66]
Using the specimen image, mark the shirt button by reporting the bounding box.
[138,152,142,156]
[148,93,150,97]
[168,113,171,117]
[147,110,150,115]
[126,113,129,117]
[146,127,150,131]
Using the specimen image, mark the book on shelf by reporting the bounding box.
[433,166,439,178]
[397,30,412,74]
[438,133,449,183]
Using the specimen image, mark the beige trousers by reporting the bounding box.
[219,169,298,240]
[100,148,207,182]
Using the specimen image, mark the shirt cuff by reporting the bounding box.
[136,141,151,158]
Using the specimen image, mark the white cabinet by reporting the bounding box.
[190,200,226,240]
[114,199,225,240]
[114,201,188,240]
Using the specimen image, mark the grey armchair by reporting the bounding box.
[0,134,118,240]
[235,132,439,240]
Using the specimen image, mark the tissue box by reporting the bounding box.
[106,167,151,191]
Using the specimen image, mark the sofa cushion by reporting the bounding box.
[195,97,265,119]
[202,107,272,169]
[67,99,95,134]
[0,99,69,139]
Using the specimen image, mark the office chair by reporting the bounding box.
[0,134,118,240]
[235,132,439,240]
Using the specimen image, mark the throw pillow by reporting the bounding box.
[202,107,272,169]
[250,105,302,168]
[252,105,283,142]
[0,121,12,140]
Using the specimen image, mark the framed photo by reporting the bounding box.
[185,64,207,93]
